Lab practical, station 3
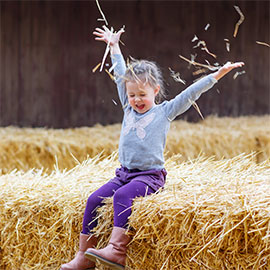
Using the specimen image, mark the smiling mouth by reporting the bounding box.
[136,104,145,110]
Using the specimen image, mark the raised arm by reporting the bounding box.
[93,26,128,108]
[163,61,245,121]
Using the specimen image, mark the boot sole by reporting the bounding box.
[84,251,124,270]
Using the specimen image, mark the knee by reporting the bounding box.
[86,193,103,209]
[113,187,129,203]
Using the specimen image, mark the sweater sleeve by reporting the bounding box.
[163,74,217,121]
[111,54,128,108]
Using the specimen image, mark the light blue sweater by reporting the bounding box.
[112,54,217,170]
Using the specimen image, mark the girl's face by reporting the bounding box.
[126,80,160,114]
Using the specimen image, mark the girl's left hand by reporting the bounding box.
[213,61,245,80]
[221,61,245,72]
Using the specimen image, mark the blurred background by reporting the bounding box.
[1,0,269,128]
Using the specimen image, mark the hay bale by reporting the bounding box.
[166,115,270,163]
[0,154,118,270]
[0,124,121,174]
[0,116,269,175]
[93,154,270,270]
[1,153,269,269]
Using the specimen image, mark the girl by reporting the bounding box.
[60,26,244,270]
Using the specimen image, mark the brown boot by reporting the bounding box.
[60,233,97,270]
[84,227,130,270]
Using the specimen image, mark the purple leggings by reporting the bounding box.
[82,167,166,234]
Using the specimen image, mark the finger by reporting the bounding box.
[93,31,104,37]
[94,27,105,33]
[116,29,125,39]
[118,26,125,34]
[95,37,105,41]
[238,62,245,66]
[102,25,110,32]
[234,62,245,67]
[118,27,125,33]
[233,61,244,65]
[117,29,125,35]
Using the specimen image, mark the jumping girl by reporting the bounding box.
[60,26,244,270]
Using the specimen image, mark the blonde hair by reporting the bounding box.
[124,58,166,103]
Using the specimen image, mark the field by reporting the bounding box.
[0,115,269,269]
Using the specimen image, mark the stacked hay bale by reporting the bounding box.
[0,115,269,174]
[166,115,270,163]
[0,154,118,270]
[0,124,121,174]
[95,154,270,270]
[0,154,269,269]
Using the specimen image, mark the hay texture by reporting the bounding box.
[127,154,270,270]
[166,115,270,163]
[1,154,269,270]
[0,124,121,174]
[0,116,269,175]
[0,154,117,270]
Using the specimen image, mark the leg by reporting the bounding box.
[113,180,155,228]
[85,181,155,270]
[60,233,97,270]
[61,182,121,270]
[82,182,121,234]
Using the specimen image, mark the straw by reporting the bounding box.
[169,67,186,85]
[233,6,245,38]
[95,0,108,26]
[256,41,270,48]
[99,26,113,72]
[179,55,219,71]
[93,154,270,270]
[92,62,101,73]
[1,153,269,269]
[0,116,269,175]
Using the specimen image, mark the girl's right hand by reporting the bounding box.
[93,25,125,47]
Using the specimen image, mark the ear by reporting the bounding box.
[154,85,160,96]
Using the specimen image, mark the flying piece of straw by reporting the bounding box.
[95,0,108,26]
[108,62,117,73]
[193,40,217,59]
[192,68,208,76]
[233,5,245,38]
[188,98,204,120]
[169,67,186,85]
[192,35,199,42]
[99,26,113,72]
[233,70,246,80]
[204,24,210,31]
[111,99,118,106]
[105,68,115,81]
[256,41,270,48]
[92,63,101,73]
[179,55,219,71]
[224,39,230,52]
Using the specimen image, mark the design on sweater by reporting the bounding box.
[123,110,156,139]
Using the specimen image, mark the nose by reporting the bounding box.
[135,96,141,102]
